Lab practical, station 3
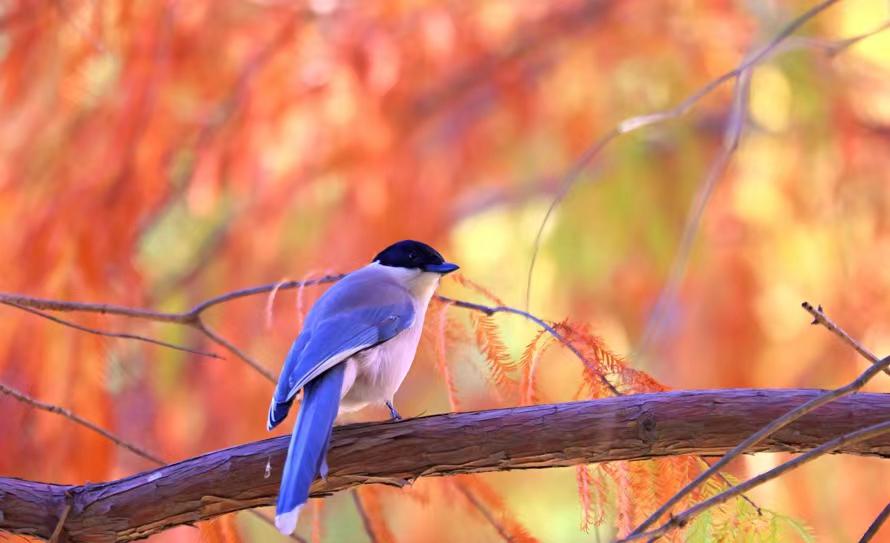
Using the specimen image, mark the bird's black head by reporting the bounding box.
[373,240,459,274]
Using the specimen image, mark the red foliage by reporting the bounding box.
[1,0,887,541]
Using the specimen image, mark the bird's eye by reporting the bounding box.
[407,252,417,261]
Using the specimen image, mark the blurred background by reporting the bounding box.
[1,0,890,541]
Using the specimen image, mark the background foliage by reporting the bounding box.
[1,0,890,541]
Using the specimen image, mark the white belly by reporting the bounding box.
[338,317,425,412]
[334,268,441,414]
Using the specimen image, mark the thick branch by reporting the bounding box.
[2,389,890,542]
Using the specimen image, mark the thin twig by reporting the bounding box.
[626,302,888,538]
[803,302,880,364]
[524,131,612,311]
[245,510,307,543]
[48,493,72,543]
[635,67,751,359]
[0,292,192,323]
[0,276,346,324]
[351,491,380,543]
[454,481,515,542]
[0,381,164,464]
[3,302,222,360]
[0,277,346,384]
[620,419,890,542]
[523,0,843,313]
[194,318,276,382]
[794,19,890,57]
[859,502,890,543]
[187,275,344,317]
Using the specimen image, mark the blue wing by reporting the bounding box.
[267,275,415,430]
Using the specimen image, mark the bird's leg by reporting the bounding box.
[385,400,402,421]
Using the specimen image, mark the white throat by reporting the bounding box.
[370,262,441,306]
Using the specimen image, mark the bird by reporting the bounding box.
[267,239,459,534]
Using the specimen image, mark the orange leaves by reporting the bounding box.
[434,301,460,412]
[553,320,667,398]
[446,274,522,403]
[576,465,612,532]
[576,465,596,531]
[470,313,518,401]
[517,328,552,405]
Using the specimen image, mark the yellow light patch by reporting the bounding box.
[450,199,558,312]
[750,66,792,133]
[837,0,890,68]
[755,283,807,342]
[777,225,837,294]
[452,207,512,273]
[732,138,792,226]
[863,323,890,360]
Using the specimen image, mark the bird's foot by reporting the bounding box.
[385,400,402,421]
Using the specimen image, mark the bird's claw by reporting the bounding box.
[385,400,402,421]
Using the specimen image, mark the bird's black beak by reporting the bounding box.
[423,262,459,274]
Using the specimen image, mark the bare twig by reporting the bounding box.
[0,277,346,325]
[0,381,164,464]
[454,481,515,542]
[859,502,890,543]
[620,419,890,543]
[635,68,751,359]
[2,302,222,360]
[194,317,276,382]
[0,277,344,384]
[48,494,72,543]
[626,302,889,538]
[0,292,193,323]
[351,491,380,543]
[792,19,890,57]
[524,0,843,313]
[187,275,344,317]
[803,302,881,364]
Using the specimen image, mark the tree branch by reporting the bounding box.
[2,388,889,542]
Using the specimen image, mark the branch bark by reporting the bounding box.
[3,388,889,542]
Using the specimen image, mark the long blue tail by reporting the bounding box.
[275,364,346,534]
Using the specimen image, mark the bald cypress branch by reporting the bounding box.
[2,389,890,542]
